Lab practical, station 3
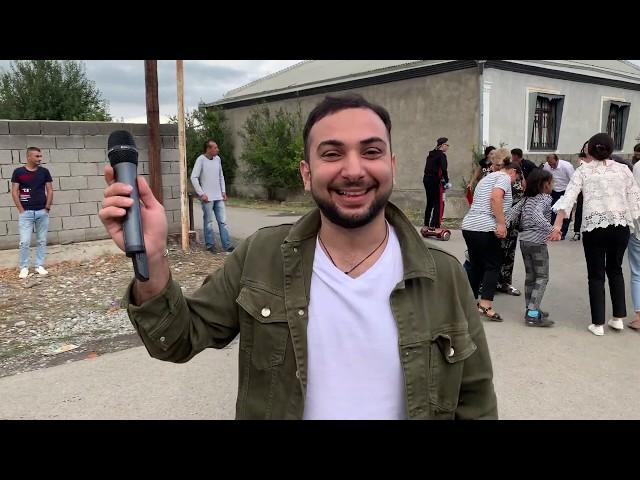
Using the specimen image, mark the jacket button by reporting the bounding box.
[261,308,271,318]
[293,247,298,253]
[297,309,304,316]
[295,370,300,379]
[448,347,455,357]
[159,336,166,343]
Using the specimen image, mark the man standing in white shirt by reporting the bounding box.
[543,154,575,240]
[190,140,234,253]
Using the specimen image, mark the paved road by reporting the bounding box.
[1,206,639,419]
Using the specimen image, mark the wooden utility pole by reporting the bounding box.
[144,60,163,204]
[176,60,189,251]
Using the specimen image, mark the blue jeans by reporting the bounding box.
[19,209,50,269]
[628,234,640,312]
[201,200,232,250]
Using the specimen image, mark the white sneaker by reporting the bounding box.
[35,266,48,276]
[607,318,624,331]
[18,268,29,279]
[588,324,604,336]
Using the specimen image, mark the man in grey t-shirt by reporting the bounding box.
[190,139,234,252]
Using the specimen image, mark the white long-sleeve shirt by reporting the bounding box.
[543,159,575,191]
[190,154,226,201]
[553,159,640,233]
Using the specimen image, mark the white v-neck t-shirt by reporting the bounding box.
[303,224,407,420]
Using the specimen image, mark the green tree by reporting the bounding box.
[240,105,304,200]
[0,60,111,120]
[169,106,237,186]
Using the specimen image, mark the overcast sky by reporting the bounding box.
[1,60,639,124]
[0,60,302,123]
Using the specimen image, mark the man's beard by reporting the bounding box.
[311,181,392,229]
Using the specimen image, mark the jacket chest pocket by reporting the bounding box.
[236,285,289,370]
[429,329,477,414]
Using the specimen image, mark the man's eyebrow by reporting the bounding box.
[316,139,345,150]
[360,137,387,146]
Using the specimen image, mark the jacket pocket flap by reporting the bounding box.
[432,330,476,364]
[236,286,287,324]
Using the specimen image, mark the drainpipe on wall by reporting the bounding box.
[476,60,486,148]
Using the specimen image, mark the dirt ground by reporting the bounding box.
[0,238,226,378]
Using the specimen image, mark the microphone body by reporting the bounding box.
[107,131,149,281]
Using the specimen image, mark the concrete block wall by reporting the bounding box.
[0,120,180,250]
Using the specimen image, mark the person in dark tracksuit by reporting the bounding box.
[423,137,450,229]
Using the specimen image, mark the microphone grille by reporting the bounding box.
[108,130,136,150]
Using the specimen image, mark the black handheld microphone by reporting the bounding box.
[107,130,149,282]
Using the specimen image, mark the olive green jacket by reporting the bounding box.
[126,202,498,420]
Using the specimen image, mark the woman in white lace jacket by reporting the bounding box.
[552,133,640,336]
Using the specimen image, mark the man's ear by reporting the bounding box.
[300,160,311,192]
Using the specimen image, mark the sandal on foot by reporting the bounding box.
[478,304,503,322]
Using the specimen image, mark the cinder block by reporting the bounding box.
[26,135,56,149]
[0,179,8,194]
[162,198,182,211]
[47,217,63,232]
[70,163,98,176]
[40,121,70,135]
[0,234,19,249]
[49,204,71,218]
[0,193,15,207]
[161,162,172,174]
[133,136,149,149]
[87,175,107,189]
[60,176,88,190]
[1,165,18,179]
[47,231,59,244]
[0,135,27,149]
[159,124,178,135]
[0,121,9,134]
[161,136,176,149]
[80,189,104,202]
[89,214,103,228]
[7,220,18,235]
[71,202,98,216]
[0,206,10,220]
[83,135,109,149]
[49,149,79,163]
[46,163,71,177]
[69,123,101,135]
[162,174,180,186]
[126,124,149,136]
[62,216,90,230]
[162,186,172,201]
[85,226,108,241]
[58,229,86,244]
[55,135,84,149]
[137,150,148,163]
[0,151,12,164]
[0,221,7,235]
[161,149,179,162]
[140,162,149,175]
[79,149,106,163]
[49,177,60,190]
[52,190,79,204]
[9,121,41,135]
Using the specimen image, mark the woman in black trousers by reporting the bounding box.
[552,133,640,336]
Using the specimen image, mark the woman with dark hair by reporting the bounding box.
[552,133,640,336]
[468,146,496,192]
[506,168,560,327]
[462,155,518,321]
[570,142,588,241]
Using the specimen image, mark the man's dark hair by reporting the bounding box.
[302,93,392,162]
[26,146,41,154]
[634,143,640,153]
[203,139,216,153]
[547,153,559,161]
[578,141,588,158]
[524,168,553,197]
[510,148,523,158]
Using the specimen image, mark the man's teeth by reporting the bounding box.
[338,190,366,196]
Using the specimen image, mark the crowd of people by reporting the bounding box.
[451,135,640,335]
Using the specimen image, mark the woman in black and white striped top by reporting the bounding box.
[462,156,518,321]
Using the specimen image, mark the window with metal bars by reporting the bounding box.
[607,104,628,151]
[530,96,560,150]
